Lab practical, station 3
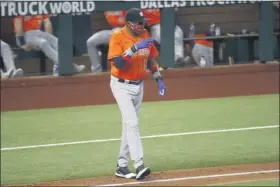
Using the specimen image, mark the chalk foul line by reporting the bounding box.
[1,125,279,151]
[98,169,280,186]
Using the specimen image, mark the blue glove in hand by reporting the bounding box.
[135,38,154,50]
[157,79,166,96]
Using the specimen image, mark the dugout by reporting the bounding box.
[0,1,279,76]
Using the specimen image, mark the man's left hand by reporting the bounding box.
[157,79,166,96]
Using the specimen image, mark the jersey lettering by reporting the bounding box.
[108,27,159,81]
[137,48,150,57]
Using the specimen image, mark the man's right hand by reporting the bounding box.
[135,38,154,50]
[16,35,31,51]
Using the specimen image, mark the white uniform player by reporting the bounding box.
[142,9,187,66]
[86,11,126,72]
[13,15,85,76]
[0,40,23,78]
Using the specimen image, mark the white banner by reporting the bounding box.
[140,0,258,9]
[1,1,95,16]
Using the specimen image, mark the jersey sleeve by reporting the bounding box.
[144,31,159,59]
[108,33,123,60]
[149,43,159,60]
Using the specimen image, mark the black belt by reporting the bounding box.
[118,78,142,85]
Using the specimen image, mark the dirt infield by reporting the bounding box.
[14,162,278,186]
[1,63,279,111]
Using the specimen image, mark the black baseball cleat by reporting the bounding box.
[115,165,136,179]
[136,164,151,180]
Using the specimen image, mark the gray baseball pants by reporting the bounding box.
[1,40,16,72]
[110,75,145,169]
[87,27,121,72]
[22,30,58,64]
[192,43,214,67]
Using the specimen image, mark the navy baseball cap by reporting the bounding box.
[125,8,145,23]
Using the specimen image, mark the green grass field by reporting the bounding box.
[1,94,279,185]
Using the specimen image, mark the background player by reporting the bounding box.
[108,8,166,180]
[87,10,126,72]
[190,24,214,67]
[0,39,23,78]
[13,15,85,76]
[142,9,187,67]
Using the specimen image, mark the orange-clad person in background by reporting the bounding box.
[107,8,166,180]
[188,23,215,67]
[13,15,85,76]
[141,9,160,27]
[14,15,52,52]
[142,9,187,67]
[191,33,214,67]
[86,10,126,72]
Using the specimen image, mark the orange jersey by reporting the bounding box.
[13,15,49,32]
[142,9,160,26]
[104,11,126,28]
[108,26,159,81]
[195,34,213,47]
